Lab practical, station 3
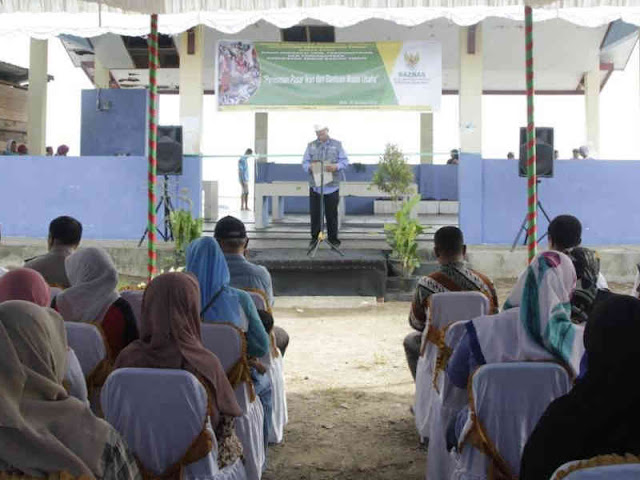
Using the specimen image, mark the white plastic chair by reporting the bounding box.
[452,362,571,480]
[64,322,109,414]
[415,291,490,438]
[64,348,89,405]
[101,368,246,480]
[201,324,265,480]
[245,288,288,445]
[550,460,640,479]
[425,320,471,480]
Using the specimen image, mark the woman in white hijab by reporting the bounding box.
[54,247,138,357]
[0,300,140,479]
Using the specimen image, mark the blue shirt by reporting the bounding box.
[238,155,249,183]
[302,138,349,195]
[224,253,274,307]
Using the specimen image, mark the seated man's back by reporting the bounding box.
[225,253,274,306]
[24,246,73,288]
[404,226,498,381]
[24,216,82,288]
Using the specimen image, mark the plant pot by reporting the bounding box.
[388,258,417,278]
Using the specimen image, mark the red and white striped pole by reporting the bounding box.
[147,13,159,281]
[525,5,538,263]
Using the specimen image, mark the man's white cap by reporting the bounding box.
[314,123,328,132]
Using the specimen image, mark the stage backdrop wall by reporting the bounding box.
[0,155,202,240]
[459,154,640,245]
[256,162,458,214]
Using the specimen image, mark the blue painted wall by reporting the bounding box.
[256,162,458,214]
[81,89,148,157]
[0,155,202,240]
[459,155,640,245]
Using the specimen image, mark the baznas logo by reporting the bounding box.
[404,52,420,69]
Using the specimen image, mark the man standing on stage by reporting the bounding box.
[302,124,349,249]
[238,148,252,211]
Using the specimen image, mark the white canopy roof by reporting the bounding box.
[2,0,640,37]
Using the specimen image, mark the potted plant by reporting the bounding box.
[385,195,424,278]
[169,209,203,266]
[371,143,415,214]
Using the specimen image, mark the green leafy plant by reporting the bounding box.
[371,144,415,204]
[384,195,424,277]
[169,209,203,256]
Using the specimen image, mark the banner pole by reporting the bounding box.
[147,13,159,281]
[525,5,538,264]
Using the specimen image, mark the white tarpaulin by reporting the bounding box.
[1,1,640,37]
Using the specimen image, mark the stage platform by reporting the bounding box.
[247,249,388,298]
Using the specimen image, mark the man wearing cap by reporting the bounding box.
[302,124,349,249]
[215,215,290,355]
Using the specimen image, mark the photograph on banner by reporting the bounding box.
[216,40,441,110]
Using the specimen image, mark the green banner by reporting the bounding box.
[217,41,441,110]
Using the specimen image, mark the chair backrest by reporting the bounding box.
[200,323,252,412]
[468,362,571,477]
[64,322,107,376]
[119,290,144,331]
[49,286,62,305]
[428,291,490,332]
[439,320,471,421]
[101,368,217,477]
[552,463,640,479]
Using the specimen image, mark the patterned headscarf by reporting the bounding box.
[566,247,600,323]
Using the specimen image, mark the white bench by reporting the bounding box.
[254,181,418,228]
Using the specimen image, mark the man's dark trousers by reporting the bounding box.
[309,189,340,244]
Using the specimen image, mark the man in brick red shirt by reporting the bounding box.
[404,226,498,380]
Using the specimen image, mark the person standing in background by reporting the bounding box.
[239,148,252,211]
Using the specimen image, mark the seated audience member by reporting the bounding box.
[46,146,54,156]
[54,247,138,358]
[57,144,69,156]
[404,226,498,380]
[215,215,290,355]
[3,139,17,155]
[115,272,243,467]
[186,236,269,358]
[25,215,83,288]
[447,149,459,165]
[507,152,515,160]
[0,300,140,480]
[520,295,640,480]
[186,237,272,448]
[0,267,87,404]
[548,215,608,289]
[445,251,579,449]
[572,148,581,160]
[554,149,559,160]
[17,144,27,155]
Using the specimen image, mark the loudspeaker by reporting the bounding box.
[518,127,554,178]
[157,126,183,175]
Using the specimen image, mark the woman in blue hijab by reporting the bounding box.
[186,237,268,358]
[186,236,272,454]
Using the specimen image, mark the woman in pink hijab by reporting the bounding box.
[115,272,243,466]
[56,144,69,156]
[0,268,88,404]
